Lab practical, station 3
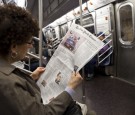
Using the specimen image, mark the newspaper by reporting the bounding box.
[37,24,104,104]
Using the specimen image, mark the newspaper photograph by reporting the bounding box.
[37,24,104,104]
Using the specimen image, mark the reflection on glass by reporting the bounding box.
[60,23,68,38]
[75,14,94,26]
[85,26,95,34]
[120,5,133,42]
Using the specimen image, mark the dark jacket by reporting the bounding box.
[0,59,73,115]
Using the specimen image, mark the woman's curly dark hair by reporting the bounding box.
[0,4,39,56]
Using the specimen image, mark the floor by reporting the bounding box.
[73,75,135,115]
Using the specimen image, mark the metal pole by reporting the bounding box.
[79,0,83,26]
[79,0,86,103]
[38,0,43,66]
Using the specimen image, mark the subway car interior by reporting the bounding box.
[1,0,135,115]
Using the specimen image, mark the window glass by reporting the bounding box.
[119,4,134,42]
[60,23,68,38]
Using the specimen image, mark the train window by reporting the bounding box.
[82,14,94,26]
[45,27,56,39]
[75,19,80,25]
[85,26,95,34]
[75,13,94,27]
[60,23,68,38]
[119,3,134,44]
[75,13,95,34]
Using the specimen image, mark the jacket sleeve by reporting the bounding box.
[44,91,73,115]
[0,76,73,115]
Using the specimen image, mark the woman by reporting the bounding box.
[0,4,83,115]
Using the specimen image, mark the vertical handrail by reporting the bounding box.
[38,0,43,66]
[79,0,86,103]
[13,0,43,72]
[79,0,83,26]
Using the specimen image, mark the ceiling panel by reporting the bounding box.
[27,0,87,27]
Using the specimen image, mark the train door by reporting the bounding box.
[115,0,135,84]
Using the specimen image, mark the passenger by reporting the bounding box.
[97,32,110,66]
[0,4,85,115]
[85,32,109,80]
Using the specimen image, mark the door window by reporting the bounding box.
[119,3,134,44]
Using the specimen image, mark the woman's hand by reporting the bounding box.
[67,72,83,90]
[30,67,45,80]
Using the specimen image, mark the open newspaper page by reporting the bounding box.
[37,24,104,104]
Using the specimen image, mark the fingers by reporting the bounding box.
[68,71,83,89]
[35,67,45,73]
[72,71,83,80]
[30,67,45,80]
[35,67,45,74]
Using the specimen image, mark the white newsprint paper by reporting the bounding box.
[37,24,104,104]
